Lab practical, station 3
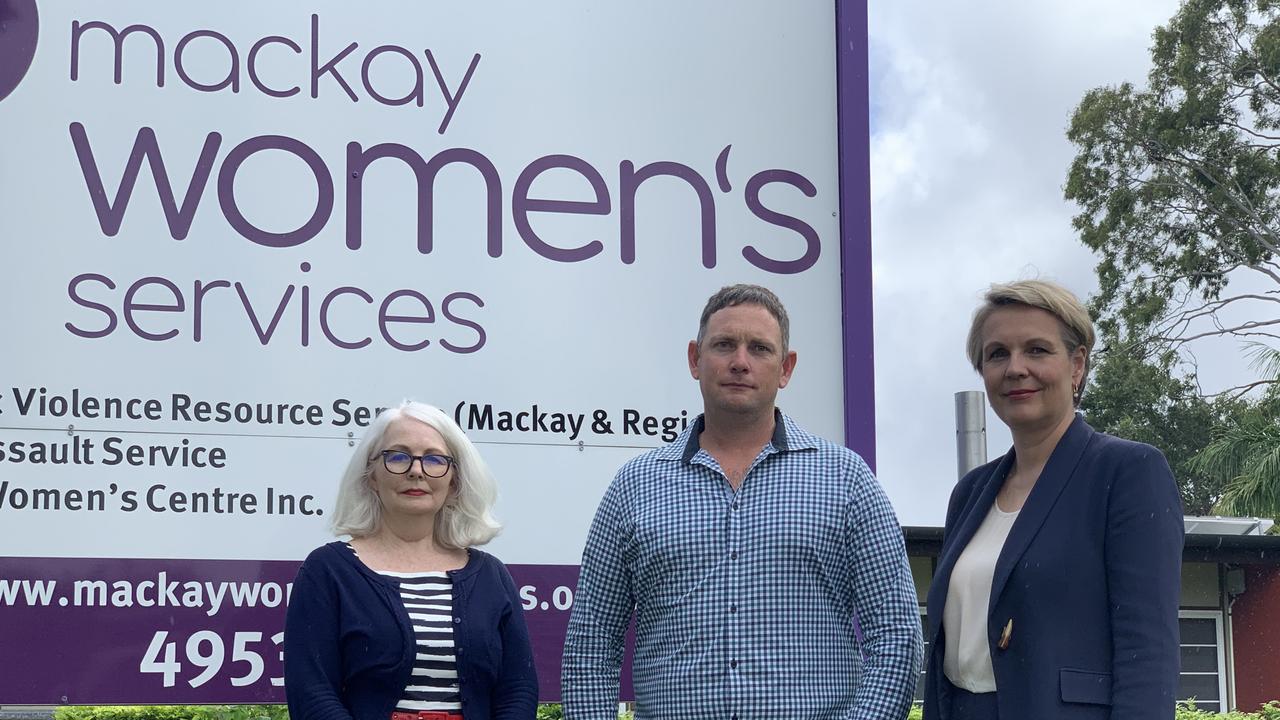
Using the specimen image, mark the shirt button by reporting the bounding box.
[730,551,738,560]
[454,617,462,624]
[732,501,740,510]
[457,647,465,654]
[729,605,737,614]
[730,659,738,669]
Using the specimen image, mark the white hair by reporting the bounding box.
[329,400,501,549]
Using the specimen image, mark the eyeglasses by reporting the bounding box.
[379,450,455,477]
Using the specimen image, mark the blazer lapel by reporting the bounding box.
[988,415,1095,612]
[928,451,1014,644]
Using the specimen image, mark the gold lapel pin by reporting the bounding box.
[998,618,1013,650]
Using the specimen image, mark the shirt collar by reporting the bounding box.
[659,408,815,463]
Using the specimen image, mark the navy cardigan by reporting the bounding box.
[284,542,538,720]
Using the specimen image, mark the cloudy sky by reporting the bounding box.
[864,0,1246,525]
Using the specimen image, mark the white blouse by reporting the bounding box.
[942,499,1019,692]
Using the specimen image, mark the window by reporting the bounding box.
[915,611,928,703]
[1178,611,1227,713]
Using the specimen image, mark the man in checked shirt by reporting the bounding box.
[562,284,923,719]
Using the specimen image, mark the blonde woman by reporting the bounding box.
[923,281,1182,720]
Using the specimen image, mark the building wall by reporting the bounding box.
[1232,565,1280,711]
[1181,562,1221,608]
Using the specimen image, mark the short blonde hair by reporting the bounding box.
[965,280,1096,405]
[330,400,501,548]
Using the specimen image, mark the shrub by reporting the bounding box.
[1176,701,1280,720]
[536,704,564,720]
[45,700,1280,720]
[538,703,631,719]
[54,708,288,720]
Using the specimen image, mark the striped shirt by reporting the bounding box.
[345,544,462,712]
[563,411,923,720]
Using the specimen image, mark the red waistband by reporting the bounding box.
[391,712,463,720]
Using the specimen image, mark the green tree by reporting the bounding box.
[1192,344,1280,515]
[1082,344,1244,514]
[1065,0,1280,393]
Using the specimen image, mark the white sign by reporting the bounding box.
[0,0,866,702]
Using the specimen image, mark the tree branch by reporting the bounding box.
[1203,378,1280,399]
[1156,318,1280,344]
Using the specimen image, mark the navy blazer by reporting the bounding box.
[922,416,1183,719]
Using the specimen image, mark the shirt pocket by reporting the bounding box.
[1060,668,1112,705]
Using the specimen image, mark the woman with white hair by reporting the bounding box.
[285,401,537,720]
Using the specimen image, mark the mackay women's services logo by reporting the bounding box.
[0,0,38,102]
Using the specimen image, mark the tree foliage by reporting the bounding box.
[1082,346,1243,514]
[1065,0,1280,393]
[1191,344,1280,515]
[1067,0,1280,518]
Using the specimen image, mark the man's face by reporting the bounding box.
[689,303,797,418]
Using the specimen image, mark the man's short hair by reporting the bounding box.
[696,284,790,352]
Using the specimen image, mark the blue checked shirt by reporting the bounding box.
[562,412,923,720]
